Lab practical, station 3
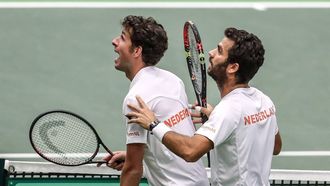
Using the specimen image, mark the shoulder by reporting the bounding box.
[219,94,243,112]
[210,100,242,123]
[138,66,183,84]
[252,87,275,105]
[156,67,183,81]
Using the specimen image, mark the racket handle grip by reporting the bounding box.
[115,159,125,164]
[95,159,124,165]
[201,114,208,124]
[93,160,107,163]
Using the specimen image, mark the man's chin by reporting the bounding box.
[207,70,216,81]
[207,68,211,74]
[114,65,123,71]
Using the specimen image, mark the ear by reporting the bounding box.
[133,46,142,58]
[227,63,239,74]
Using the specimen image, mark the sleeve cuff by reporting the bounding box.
[152,122,172,141]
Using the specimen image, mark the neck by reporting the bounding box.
[126,61,147,81]
[219,82,249,98]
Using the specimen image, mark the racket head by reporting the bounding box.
[183,21,207,108]
[29,110,104,166]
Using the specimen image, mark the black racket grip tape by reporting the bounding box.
[115,159,124,164]
[201,114,208,124]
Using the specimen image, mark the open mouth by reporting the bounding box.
[113,50,119,63]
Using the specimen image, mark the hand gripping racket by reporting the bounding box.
[29,110,121,166]
[183,21,208,124]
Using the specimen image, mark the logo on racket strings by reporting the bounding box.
[38,120,65,155]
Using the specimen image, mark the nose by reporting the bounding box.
[112,37,119,47]
[208,49,214,57]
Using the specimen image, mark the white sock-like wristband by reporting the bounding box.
[152,122,172,142]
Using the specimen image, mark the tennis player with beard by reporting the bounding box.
[126,27,282,186]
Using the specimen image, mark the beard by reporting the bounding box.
[207,61,228,87]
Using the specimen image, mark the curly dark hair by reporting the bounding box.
[225,27,265,84]
[122,15,168,66]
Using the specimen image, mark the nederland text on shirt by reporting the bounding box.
[127,108,191,137]
[244,106,275,126]
[163,108,190,127]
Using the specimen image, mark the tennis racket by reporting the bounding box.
[29,110,121,166]
[183,21,210,167]
[183,21,208,124]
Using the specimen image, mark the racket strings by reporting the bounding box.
[31,113,98,165]
[188,28,203,94]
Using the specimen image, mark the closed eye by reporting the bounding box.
[217,44,223,54]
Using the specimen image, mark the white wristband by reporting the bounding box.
[152,122,172,142]
[195,106,202,112]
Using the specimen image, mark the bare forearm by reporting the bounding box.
[162,132,212,162]
[120,143,145,186]
[273,132,282,155]
[162,131,196,161]
[120,168,143,186]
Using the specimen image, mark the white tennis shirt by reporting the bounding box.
[196,87,278,186]
[123,66,209,186]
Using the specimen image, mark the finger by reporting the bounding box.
[127,103,141,112]
[108,159,124,170]
[107,162,115,168]
[191,111,202,118]
[115,164,124,171]
[107,156,116,165]
[127,118,140,124]
[108,154,123,165]
[104,155,112,161]
[136,95,148,109]
[196,106,208,115]
[192,118,202,124]
[125,112,139,119]
[97,155,111,167]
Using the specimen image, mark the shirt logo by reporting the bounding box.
[244,106,275,125]
[163,108,190,127]
[200,125,216,133]
[127,131,140,136]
